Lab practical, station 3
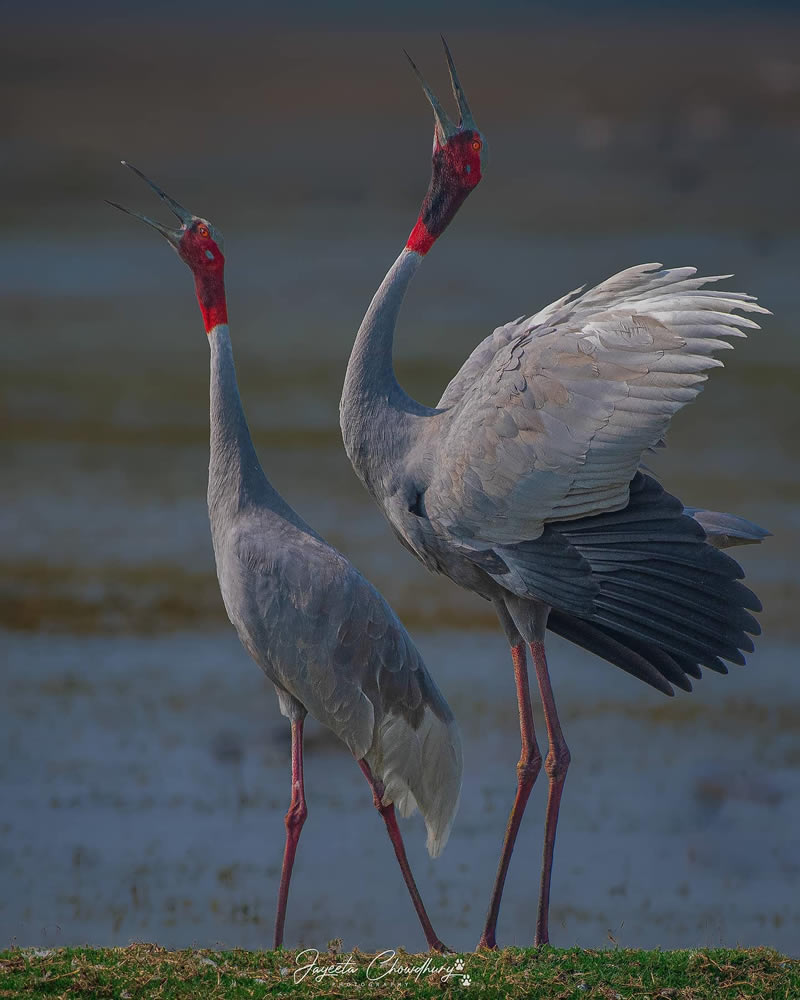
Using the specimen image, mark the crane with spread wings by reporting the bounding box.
[340,40,769,949]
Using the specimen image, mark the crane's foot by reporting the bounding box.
[476,932,498,950]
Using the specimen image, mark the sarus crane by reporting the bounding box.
[339,40,769,948]
[110,162,462,952]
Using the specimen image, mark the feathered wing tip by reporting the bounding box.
[548,474,765,695]
[373,698,463,858]
[527,262,770,335]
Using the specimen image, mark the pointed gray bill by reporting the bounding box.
[404,48,459,142]
[106,161,195,246]
[440,36,476,129]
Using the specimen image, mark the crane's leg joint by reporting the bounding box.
[285,795,308,834]
[517,746,543,785]
[544,742,570,781]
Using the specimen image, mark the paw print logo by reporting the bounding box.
[462,974,472,987]
[454,958,465,972]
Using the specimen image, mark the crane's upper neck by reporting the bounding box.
[344,247,421,394]
[342,246,431,409]
[340,249,437,489]
[207,324,287,520]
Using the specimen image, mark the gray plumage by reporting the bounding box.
[341,256,769,694]
[209,320,461,859]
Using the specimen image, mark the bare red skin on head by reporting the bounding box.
[406,130,483,256]
[178,224,228,333]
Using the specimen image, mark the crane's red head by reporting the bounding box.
[405,38,486,256]
[108,162,227,333]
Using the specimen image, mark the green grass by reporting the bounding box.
[1,945,798,999]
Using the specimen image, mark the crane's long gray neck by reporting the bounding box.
[341,249,433,479]
[207,324,282,517]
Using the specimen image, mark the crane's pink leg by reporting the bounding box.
[273,717,307,949]
[530,639,570,946]
[358,759,448,952]
[478,642,542,949]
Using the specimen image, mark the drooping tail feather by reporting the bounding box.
[548,473,766,695]
[374,698,462,858]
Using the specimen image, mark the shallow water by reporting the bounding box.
[2,18,799,955]
[3,631,799,953]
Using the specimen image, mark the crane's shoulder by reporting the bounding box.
[218,517,369,623]
[221,511,418,649]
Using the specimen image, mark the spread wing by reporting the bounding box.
[424,264,768,547]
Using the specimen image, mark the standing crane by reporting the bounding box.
[339,41,769,949]
[109,162,462,952]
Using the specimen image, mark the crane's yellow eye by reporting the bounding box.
[471,139,481,151]
[197,225,210,238]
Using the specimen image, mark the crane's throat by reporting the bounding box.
[195,269,228,333]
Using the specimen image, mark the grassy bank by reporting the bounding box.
[1,944,798,999]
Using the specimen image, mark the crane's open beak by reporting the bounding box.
[107,161,195,248]
[405,37,477,143]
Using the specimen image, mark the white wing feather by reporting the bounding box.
[425,264,768,547]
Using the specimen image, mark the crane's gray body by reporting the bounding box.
[341,254,768,693]
[208,326,461,856]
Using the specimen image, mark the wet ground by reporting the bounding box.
[1,17,799,955]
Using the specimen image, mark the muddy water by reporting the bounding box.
[2,20,799,955]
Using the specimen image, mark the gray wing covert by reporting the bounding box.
[230,527,375,758]
[436,279,593,411]
[424,264,768,548]
[333,568,454,731]
[437,315,530,411]
[230,524,450,758]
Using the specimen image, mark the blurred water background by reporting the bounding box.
[2,5,799,955]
